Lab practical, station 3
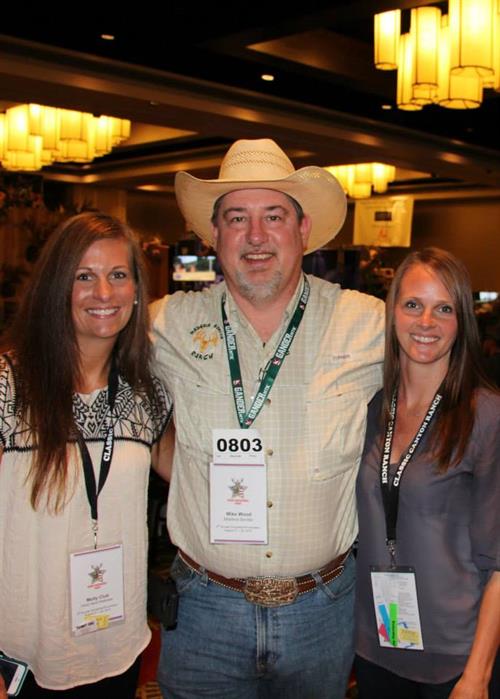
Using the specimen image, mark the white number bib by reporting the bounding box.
[210,428,267,544]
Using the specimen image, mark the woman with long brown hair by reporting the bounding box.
[355,248,499,699]
[0,212,171,697]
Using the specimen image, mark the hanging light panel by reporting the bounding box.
[372,163,396,193]
[39,107,60,151]
[324,163,396,199]
[438,15,483,108]
[354,163,373,184]
[374,10,401,69]
[411,7,441,89]
[0,115,5,160]
[0,102,131,171]
[6,105,32,152]
[397,33,423,110]
[59,109,93,142]
[110,117,131,145]
[4,135,43,171]
[449,0,496,77]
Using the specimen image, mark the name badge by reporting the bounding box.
[210,428,267,544]
[69,543,125,636]
[370,566,424,650]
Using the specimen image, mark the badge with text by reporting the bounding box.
[69,543,125,636]
[210,428,267,544]
[370,566,424,650]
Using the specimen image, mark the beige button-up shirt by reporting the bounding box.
[152,275,384,578]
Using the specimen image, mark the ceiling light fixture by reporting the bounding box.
[324,163,396,199]
[374,0,500,110]
[101,34,115,41]
[0,104,131,171]
[261,74,275,81]
[374,10,401,69]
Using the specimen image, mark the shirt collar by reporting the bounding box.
[222,275,306,343]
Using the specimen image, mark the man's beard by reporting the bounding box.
[234,269,283,305]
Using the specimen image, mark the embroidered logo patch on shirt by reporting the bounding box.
[190,323,223,360]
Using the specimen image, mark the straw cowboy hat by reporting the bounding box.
[175,138,347,254]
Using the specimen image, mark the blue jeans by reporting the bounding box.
[157,553,356,699]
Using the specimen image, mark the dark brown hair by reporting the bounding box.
[6,211,155,511]
[384,247,493,471]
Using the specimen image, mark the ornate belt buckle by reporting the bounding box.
[244,576,298,607]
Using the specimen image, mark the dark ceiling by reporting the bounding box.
[1,1,500,192]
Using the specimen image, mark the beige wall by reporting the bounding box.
[126,191,185,245]
[411,199,499,291]
[331,197,500,291]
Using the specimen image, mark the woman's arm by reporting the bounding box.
[449,571,500,699]
[0,448,7,699]
[151,420,175,482]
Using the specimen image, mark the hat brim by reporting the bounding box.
[175,166,347,254]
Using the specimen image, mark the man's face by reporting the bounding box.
[212,188,311,306]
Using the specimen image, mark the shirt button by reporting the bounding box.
[266,448,274,456]
[266,551,273,558]
[267,500,273,508]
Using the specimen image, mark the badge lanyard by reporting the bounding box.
[76,362,119,549]
[221,277,310,429]
[380,389,442,567]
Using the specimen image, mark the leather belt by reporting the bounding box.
[178,549,350,608]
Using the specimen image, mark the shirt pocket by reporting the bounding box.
[171,371,233,461]
[306,381,374,482]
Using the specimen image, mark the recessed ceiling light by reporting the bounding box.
[381,104,392,110]
[261,74,275,82]
[101,34,115,41]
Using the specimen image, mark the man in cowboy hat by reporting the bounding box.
[152,139,384,699]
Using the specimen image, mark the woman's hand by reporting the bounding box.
[449,674,488,699]
[0,672,7,699]
[450,572,500,699]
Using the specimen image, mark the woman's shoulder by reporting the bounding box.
[0,351,19,443]
[150,374,172,409]
[119,372,172,428]
[0,351,17,390]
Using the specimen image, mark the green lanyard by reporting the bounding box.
[221,277,310,429]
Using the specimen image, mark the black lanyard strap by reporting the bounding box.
[77,361,119,547]
[380,389,442,564]
[221,277,310,429]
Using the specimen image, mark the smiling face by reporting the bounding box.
[394,263,458,374]
[212,188,311,307]
[71,238,136,355]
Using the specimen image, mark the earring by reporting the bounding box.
[133,298,138,306]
